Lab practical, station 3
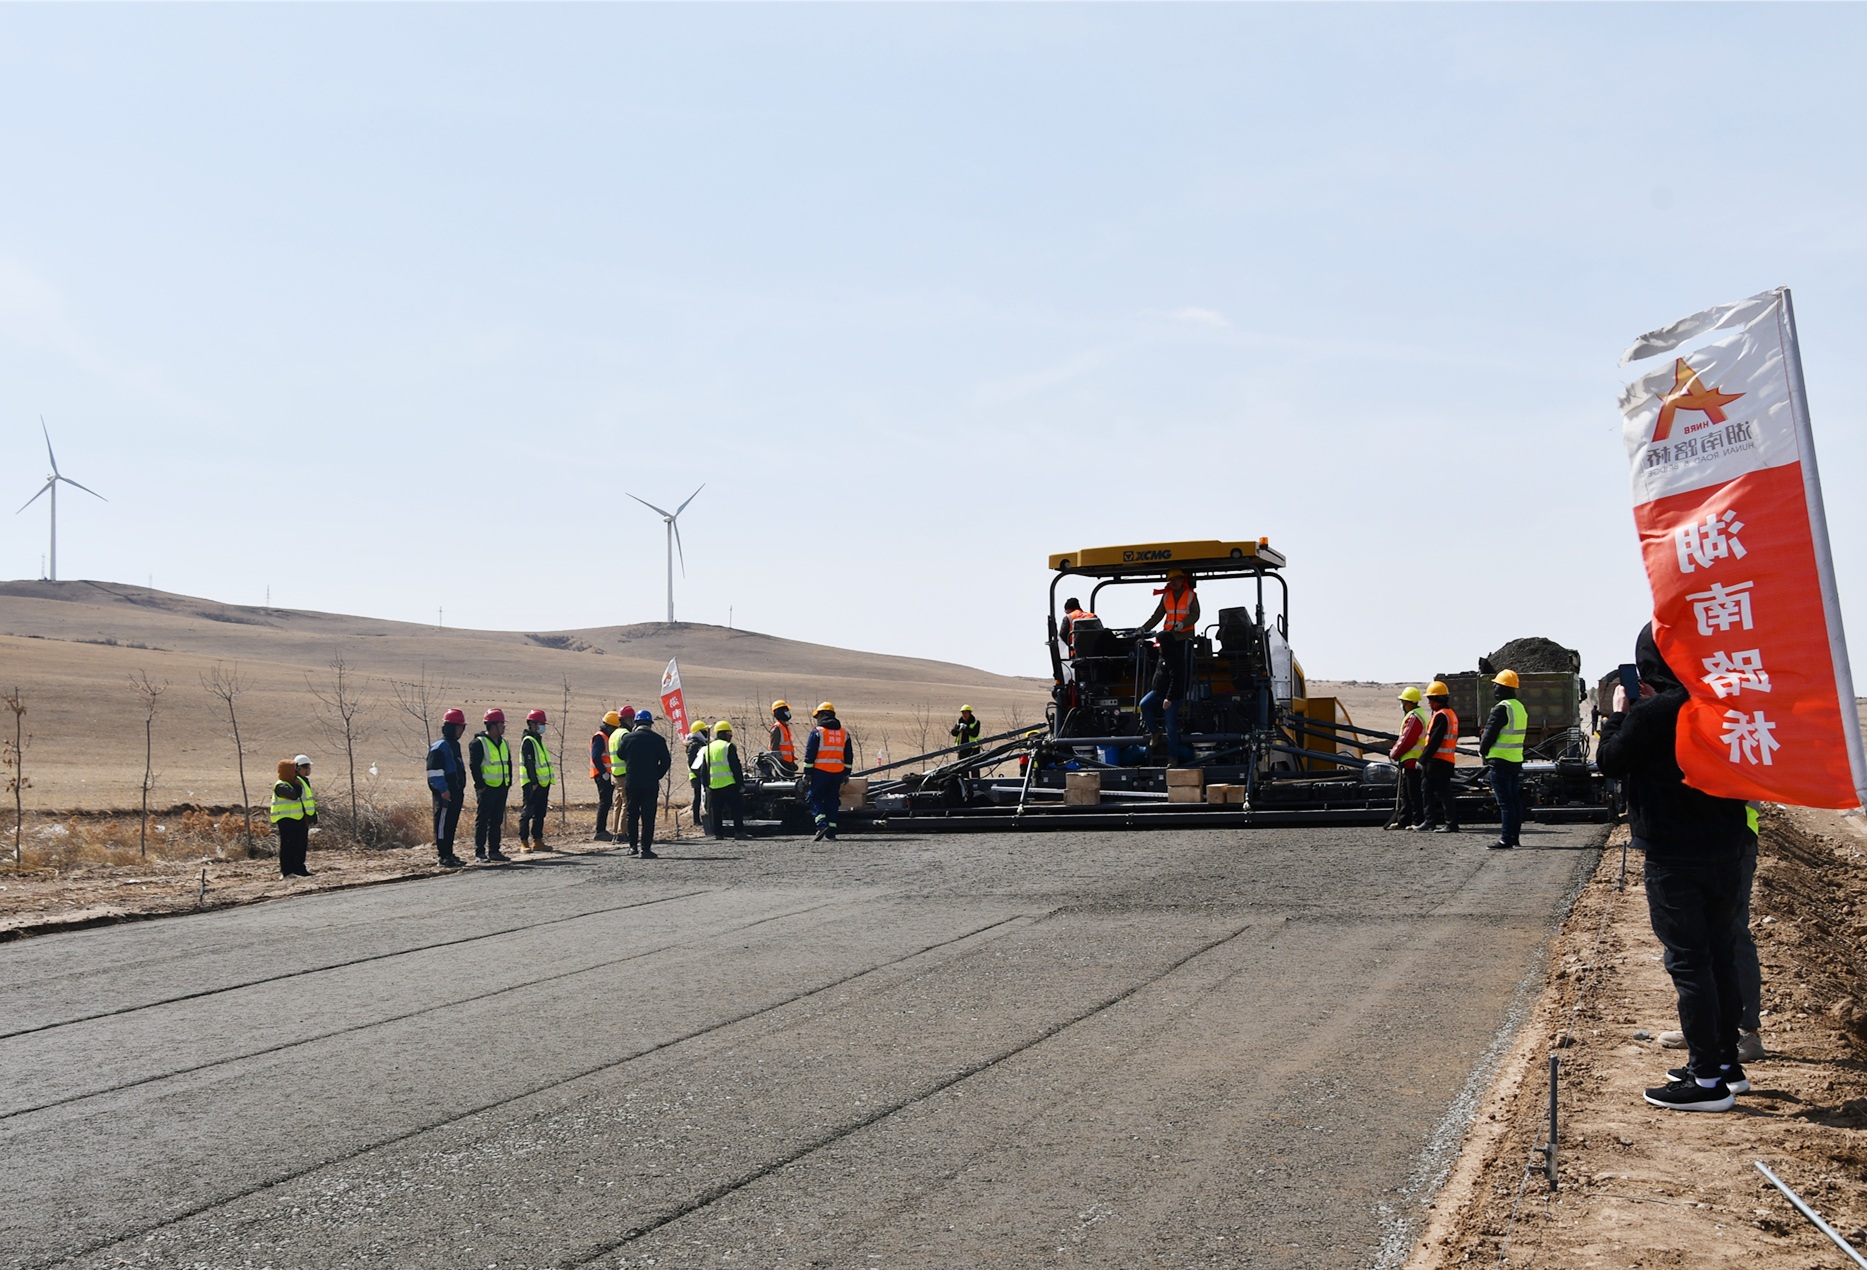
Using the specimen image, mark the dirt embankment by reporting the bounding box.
[1411,804,1867,1267]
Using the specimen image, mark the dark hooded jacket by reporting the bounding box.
[616,721,672,792]
[1596,624,1751,860]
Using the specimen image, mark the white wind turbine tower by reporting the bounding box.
[627,484,704,623]
[16,417,106,582]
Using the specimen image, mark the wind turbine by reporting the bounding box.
[626,484,704,624]
[16,417,105,582]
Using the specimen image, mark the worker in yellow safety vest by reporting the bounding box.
[518,709,555,852]
[270,754,318,878]
[470,709,513,862]
[608,718,632,839]
[692,720,745,839]
[1480,669,1529,850]
[1385,688,1431,831]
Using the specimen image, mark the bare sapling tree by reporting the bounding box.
[390,662,451,759]
[3,687,27,867]
[907,701,939,765]
[201,662,256,855]
[131,671,168,857]
[308,656,373,825]
[557,674,572,829]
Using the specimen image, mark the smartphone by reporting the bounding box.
[1618,663,1641,700]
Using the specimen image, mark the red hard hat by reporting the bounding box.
[483,708,506,724]
[618,705,633,719]
[526,709,547,724]
[442,708,466,725]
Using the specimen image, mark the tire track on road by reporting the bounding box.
[0,888,714,1041]
[559,916,1261,1269]
[0,899,844,1122]
[40,912,1038,1270]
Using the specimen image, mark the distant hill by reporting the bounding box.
[0,580,1049,809]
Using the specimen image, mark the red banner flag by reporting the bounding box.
[659,658,689,740]
[1620,287,1865,809]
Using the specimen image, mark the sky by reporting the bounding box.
[2,4,1865,685]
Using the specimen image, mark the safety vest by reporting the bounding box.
[771,721,795,764]
[476,735,511,788]
[1431,708,1460,763]
[609,727,629,781]
[954,718,980,747]
[1487,698,1528,764]
[590,730,611,779]
[812,726,848,774]
[1398,706,1431,764]
[1162,588,1195,634]
[523,732,555,786]
[705,738,738,789]
[270,777,314,824]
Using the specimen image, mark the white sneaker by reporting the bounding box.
[1658,1029,1687,1049]
[1738,1029,1766,1062]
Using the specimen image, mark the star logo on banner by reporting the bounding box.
[1653,358,1743,442]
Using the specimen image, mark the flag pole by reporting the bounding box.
[1778,287,1867,807]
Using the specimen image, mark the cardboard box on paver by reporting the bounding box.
[840,778,868,811]
[1065,772,1101,806]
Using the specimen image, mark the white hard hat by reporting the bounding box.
[294,754,312,766]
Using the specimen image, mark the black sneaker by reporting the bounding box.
[486,850,511,863]
[1433,826,1459,834]
[593,830,613,842]
[438,855,464,869]
[1643,1077,1734,1111]
[475,849,486,860]
[813,827,828,842]
[1667,1063,1749,1093]
[1488,840,1514,850]
[639,848,658,859]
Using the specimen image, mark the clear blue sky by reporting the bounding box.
[3,4,1864,685]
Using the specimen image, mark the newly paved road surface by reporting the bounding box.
[1,822,1603,1269]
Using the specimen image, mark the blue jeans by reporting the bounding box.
[1139,692,1193,762]
[1488,761,1523,845]
[1644,850,1745,1077]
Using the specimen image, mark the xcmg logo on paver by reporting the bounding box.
[1122,549,1173,562]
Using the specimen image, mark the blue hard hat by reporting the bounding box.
[635,710,653,722]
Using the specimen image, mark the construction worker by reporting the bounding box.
[1137,569,1199,722]
[1059,598,1097,650]
[470,708,513,862]
[803,702,849,842]
[1385,687,1430,831]
[768,701,798,777]
[1416,682,1461,834]
[1480,670,1528,850]
[950,706,982,760]
[426,708,468,868]
[607,712,633,839]
[590,710,621,841]
[685,720,711,828]
[270,755,317,878]
[518,709,554,851]
[693,720,745,839]
[616,709,672,857]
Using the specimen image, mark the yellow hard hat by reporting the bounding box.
[1397,686,1422,704]
[690,720,709,734]
[714,719,733,733]
[603,710,622,727]
[1494,669,1521,689]
[1426,680,1450,698]
[960,704,974,713]
[772,699,789,712]
[815,701,836,715]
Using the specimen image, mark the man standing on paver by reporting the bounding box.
[616,709,672,858]
[1479,670,1528,850]
[427,708,468,868]
[470,709,513,863]
[803,702,850,842]
[1385,687,1430,831]
[1598,623,1752,1112]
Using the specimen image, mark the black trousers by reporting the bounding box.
[1388,765,1424,828]
[593,777,613,837]
[1645,850,1745,1077]
[1738,840,1762,1031]
[432,790,463,855]
[624,786,657,851]
[690,776,706,824]
[1422,760,1459,829]
[519,783,550,843]
[707,785,743,838]
[277,817,309,876]
[475,785,508,854]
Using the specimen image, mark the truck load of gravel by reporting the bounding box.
[1479,636,1580,675]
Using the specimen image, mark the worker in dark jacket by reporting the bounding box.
[590,710,621,841]
[803,703,850,842]
[469,709,513,863]
[426,708,468,868]
[1479,670,1529,850]
[767,701,798,777]
[1598,623,1752,1112]
[518,709,554,851]
[950,706,982,759]
[616,710,673,858]
[1416,682,1460,833]
[270,756,318,878]
[685,721,710,828]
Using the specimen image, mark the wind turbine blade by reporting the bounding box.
[626,492,674,518]
[674,519,686,576]
[17,480,51,514]
[674,482,705,516]
[40,416,58,475]
[57,474,107,501]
